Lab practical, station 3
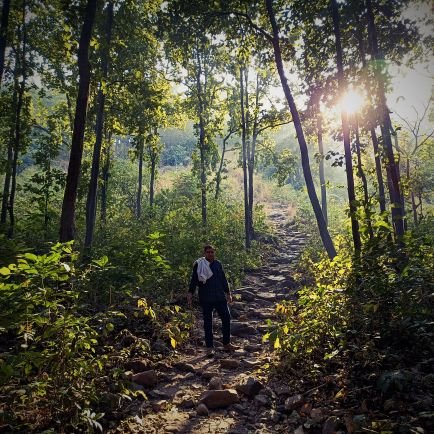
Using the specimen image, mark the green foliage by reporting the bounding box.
[0,243,106,430]
[137,298,190,349]
[269,222,434,377]
[0,240,197,431]
[90,171,261,305]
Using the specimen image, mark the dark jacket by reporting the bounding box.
[189,259,230,304]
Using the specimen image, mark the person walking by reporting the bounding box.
[188,244,237,357]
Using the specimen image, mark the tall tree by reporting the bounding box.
[265,0,337,259]
[316,103,328,224]
[0,77,17,226]
[365,0,405,239]
[330,0,361,252]
[239,65,250,246]
[59,0,97,242]
[215,87,239,199]
[0,0,10,86]
[6,0,31,238]
[353,114,374,239]
[84,1,113,250]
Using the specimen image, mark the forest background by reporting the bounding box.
[0,0,433,431]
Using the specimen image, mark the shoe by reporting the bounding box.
[206,347,215,357]
[223,343,239,352]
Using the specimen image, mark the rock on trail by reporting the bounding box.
[109,202,310,433]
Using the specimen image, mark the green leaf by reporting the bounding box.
[274,337,281,349]
[0,267,11,276]
[24,253,38,262]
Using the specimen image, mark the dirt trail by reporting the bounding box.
[111,202,308,433]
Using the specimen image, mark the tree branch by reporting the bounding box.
[207,11,273,42]
[257,119,293,134]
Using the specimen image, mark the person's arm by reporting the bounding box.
[189,263,199,293]
[221,264,230,294]
[221,263,232,303]
[187,263,199,306]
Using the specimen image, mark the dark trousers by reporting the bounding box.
[201,300,231,348]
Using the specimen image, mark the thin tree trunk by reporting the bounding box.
[84,1,113,250]
[245,69,254,241]
[195,44,207,227]
[248,74,260,241]
[406,157,417,225]
[136,137,143,218]
[357,31,387,215]
[8,0,27,239]
[59,0,97,242]
[366,0,405,239]
[410,192,417,225]
[331,0,361,253]
[0,76,17,225]
[100,131,111,223]
[418,192,422,221]
[370,128,387,213]
[316,105,327,225]
[240,66,250,248]
[265,0,336,259]
[149,157,155,208]
[199,140,207,226]
[44,165,49,238]
[215,132,231,199]
[393,132,407,231]
[354,116,373,239]
[248,133,256,240]
[0,0,10,86]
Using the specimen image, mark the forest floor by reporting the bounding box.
[109,202,312,433]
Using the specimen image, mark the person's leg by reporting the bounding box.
[214,300,231,346]
[201,302,214,348]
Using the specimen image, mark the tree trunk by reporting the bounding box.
[215,133,230,199]
[316,106,327,225]
[0,0,10,86]
[393,132,407,231]
[149,156,156,208]
[418,192,423,221]
[331,0,361,253]
[84,1,113,250]
[248,132,256,241]
[0,77,17,225]
[406,157,417,226]
[354,116,373,239]
[366,0,405,239]
[100,131,112,223]
[247,74,260,242]
[370,128,387,213]
[195,45,207,227]
[136,136,143,218]
[7,0,27,239]
[265,0,337,259]
[44,164,50,238]
[240,66,250,248]
[59,0,97,242]
[356,31,387,215]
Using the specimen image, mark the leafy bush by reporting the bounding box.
[267,220,434,377]
[90,172,263,306]
[0,241,197,431]
[0,243,107,431]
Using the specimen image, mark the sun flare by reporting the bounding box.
[340,89,365,115]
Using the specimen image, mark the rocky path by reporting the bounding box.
[111,202,309,433]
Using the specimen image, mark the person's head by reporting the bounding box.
[203,244,215,262]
